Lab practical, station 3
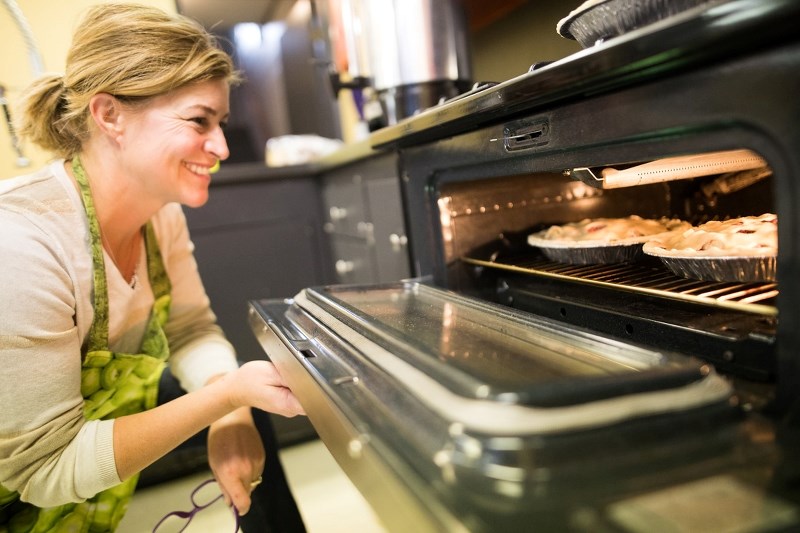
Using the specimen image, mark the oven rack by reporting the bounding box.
[462,255,778,316]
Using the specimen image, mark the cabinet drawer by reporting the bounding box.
[321,174,366,238]
[329,236,376,284]
[366,176,410,281]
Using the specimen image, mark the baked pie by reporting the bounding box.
[642,214,777,282]
[528,215,690,264]
[643,214,777,258]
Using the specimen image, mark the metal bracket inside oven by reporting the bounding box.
[565,167,604,188]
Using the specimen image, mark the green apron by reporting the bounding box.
[0,156,172,533]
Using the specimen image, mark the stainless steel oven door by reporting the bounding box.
[248,281,778,532]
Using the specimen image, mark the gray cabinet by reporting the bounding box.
[321,152,410,284]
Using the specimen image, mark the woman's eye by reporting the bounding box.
[190,117,209,127]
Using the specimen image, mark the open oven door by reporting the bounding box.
[248,281,794,533]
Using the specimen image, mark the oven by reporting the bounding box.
[248,1,800,531]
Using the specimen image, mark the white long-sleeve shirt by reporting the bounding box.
[0,160,240,506]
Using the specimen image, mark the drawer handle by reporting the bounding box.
[389,233,408,251]
[357,222,374,242]
[329,206,348,221]
[335,259,355,274]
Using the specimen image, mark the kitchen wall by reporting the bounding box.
[470,0,582,84]
[0,0,176,180]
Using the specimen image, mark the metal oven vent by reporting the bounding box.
[462,255,778,316]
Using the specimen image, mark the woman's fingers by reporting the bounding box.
[207,411,266,515]
[230,361,306,417]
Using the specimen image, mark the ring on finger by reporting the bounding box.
[249,475,263,490]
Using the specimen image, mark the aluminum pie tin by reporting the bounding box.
[642,242,777,282]
[528,217,691,265]
[528,236,652,265]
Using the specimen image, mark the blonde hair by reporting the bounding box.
[18,3,239,158]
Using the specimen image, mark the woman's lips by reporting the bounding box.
[183,161,212,176]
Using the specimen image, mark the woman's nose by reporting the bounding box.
[205,127,230,161]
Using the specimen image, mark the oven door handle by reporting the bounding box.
[267,315,314,353]
[248,298,314,352]
[249,299,360,384]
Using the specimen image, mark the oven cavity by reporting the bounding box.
[440,148,777,384]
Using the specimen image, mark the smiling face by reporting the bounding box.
[118,79,231,209]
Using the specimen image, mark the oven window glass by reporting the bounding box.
[310,282,707,405]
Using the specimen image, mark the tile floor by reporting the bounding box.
[117,439,388,533]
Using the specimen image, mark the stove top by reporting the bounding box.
[369,0,800,150]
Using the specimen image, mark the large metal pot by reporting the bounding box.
[325,0,472,125]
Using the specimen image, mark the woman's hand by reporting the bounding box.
[111,362,304,484]
[207,408,265,515]
[207,362,304,514]
[227,361,305,418]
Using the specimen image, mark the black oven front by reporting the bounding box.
[250,2,800,531]
[400,32,800,409]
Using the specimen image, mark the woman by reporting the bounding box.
[0,3,307,532]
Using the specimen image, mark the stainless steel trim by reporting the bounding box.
[292,288,732,435]
[247,303,469,533]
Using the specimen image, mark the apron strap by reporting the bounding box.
[72,156,171,352]
[144,221,171,300]
[72,156,110,350]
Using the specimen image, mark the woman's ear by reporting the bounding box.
[88,93,123,140]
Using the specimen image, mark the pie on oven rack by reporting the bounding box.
[527,215,690,264]
[642,213,777,282]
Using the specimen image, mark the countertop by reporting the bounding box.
[211,138,380,185]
